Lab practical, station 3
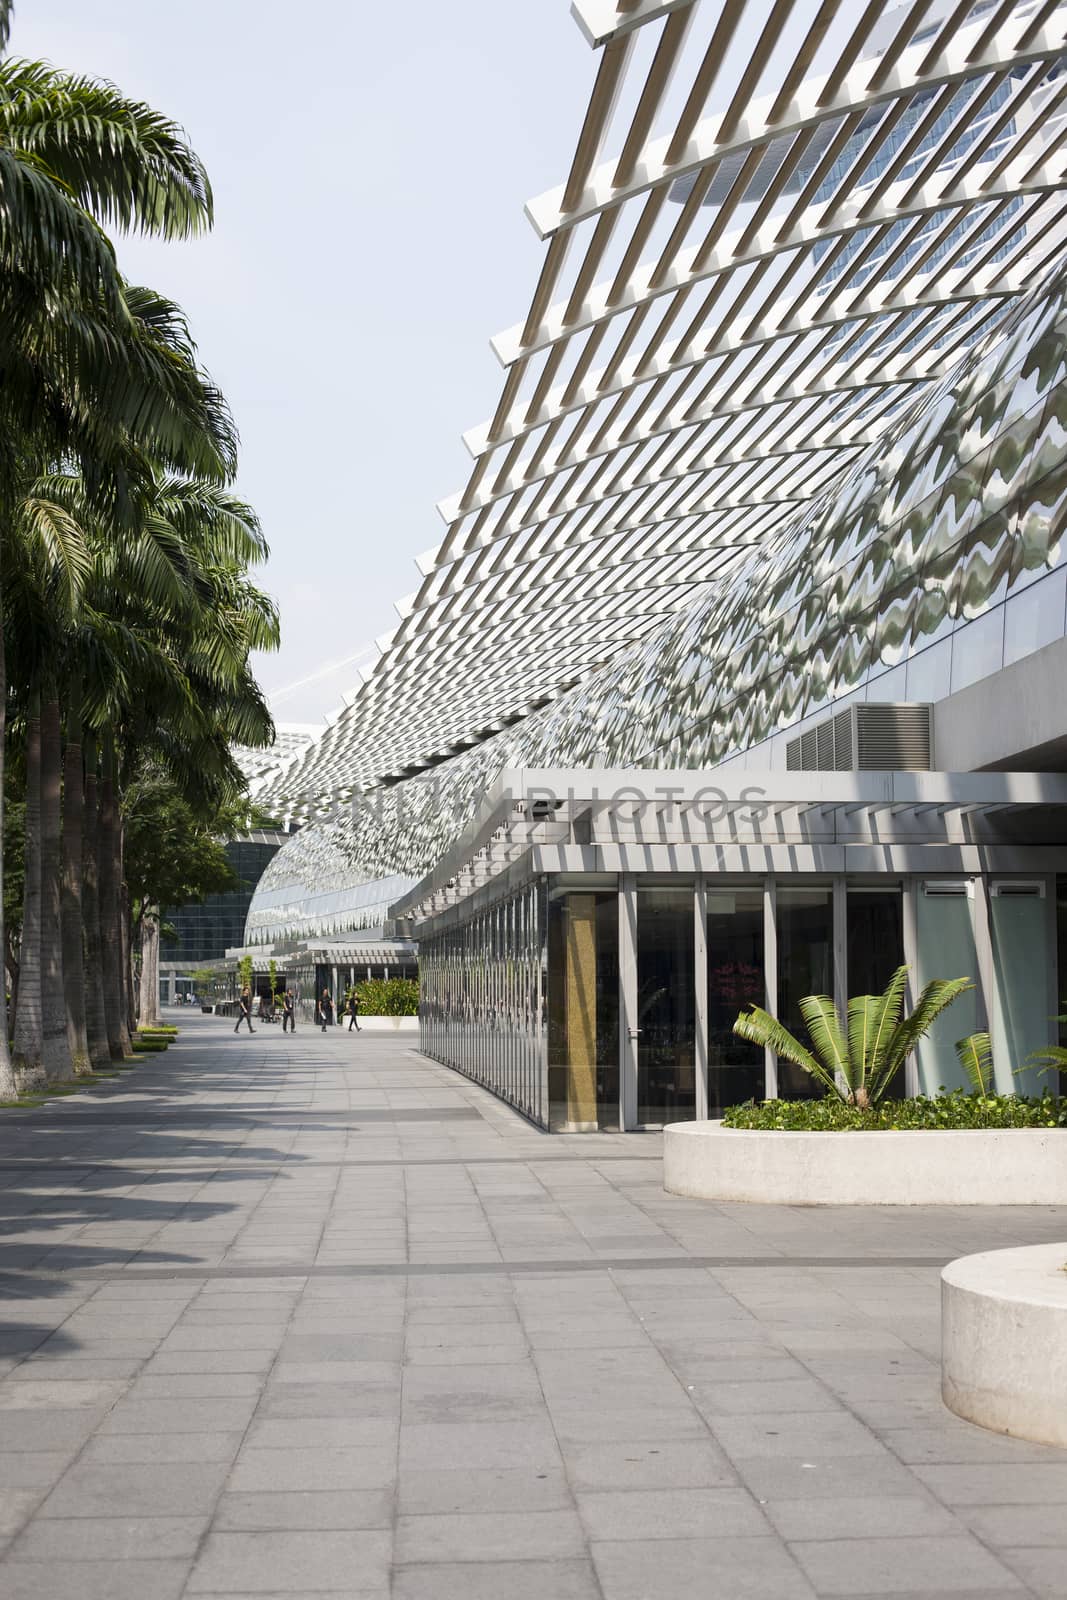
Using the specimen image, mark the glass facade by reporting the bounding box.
[164,837,286,964]
[418,881,546,1126]
[417,868,1058,1131]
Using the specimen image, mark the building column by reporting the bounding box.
[902,877,920,1097]
[619,873,638,1130]
[833,876,848,1096]
[972,877,993,1038]
[563,894,598,1132]
[694,876,709,1121]
[763,876,778,1100]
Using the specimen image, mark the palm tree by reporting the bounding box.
[732,966,973,1108]
[0,13,222,1094]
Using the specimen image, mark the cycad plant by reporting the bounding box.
[732,965,971,1108]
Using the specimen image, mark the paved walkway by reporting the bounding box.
[0,1015,1065,1599]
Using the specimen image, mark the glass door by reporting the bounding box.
[706,886,765,1115]
[636,884,696,1126]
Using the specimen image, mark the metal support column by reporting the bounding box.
[694,875,709,1121]
[972,876,993,1036]
[833,877,848,1095]
[619,873,638,1131]
[1044,873,1059,1052]
[902,877,920,1097]
[763,876,778,1101]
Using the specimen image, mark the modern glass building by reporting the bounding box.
[249,0,1067,1128]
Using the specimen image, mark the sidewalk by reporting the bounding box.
[0,1012,1065,1598]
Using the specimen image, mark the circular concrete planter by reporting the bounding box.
[942,1244,1067,1446]
[356,1015,419,1033]
[663,1121,1067,1205]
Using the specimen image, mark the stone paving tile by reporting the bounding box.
[0,1018,1066,1600]
[186,1528,391,1592]
[791,1534,1027,1594]
[591,1535,818,1598]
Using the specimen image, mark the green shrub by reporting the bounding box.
[355,977,418,1017]
[722,1090,1067,1131]
[733,965,971,1109]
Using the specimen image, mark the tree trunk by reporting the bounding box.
[82,734,110,1069]
[40,691,72,1082]
[120,866,135,1046]
[12,688,44,1088]
[61,687,90,1074]
[99,733,126,1059]
[138,903,161,1028]
[0,613,17,1100]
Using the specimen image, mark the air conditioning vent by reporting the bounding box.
[786,704,933,772]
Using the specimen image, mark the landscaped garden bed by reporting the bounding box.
[664,965,1067,1204]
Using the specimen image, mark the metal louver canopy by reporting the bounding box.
[276,0,1067,819]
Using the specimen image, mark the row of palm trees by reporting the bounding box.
[0,0,278,1097]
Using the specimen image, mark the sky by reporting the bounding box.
[8,0,593,724]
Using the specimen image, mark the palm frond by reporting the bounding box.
[0,145,125,316]
[1024,1044,1067,1079]
[956,1032,995,1094]
[799,994,850,1085]
[732,1006,839,1097]
[0,59,212,238]
[881,976,972,1085]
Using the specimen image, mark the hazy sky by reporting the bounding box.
[8,0,592,724]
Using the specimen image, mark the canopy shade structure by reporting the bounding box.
[246,0,1067,947]
[271,0,1067,821]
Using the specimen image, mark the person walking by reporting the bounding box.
[282,990,295,1032]
[234,987,255,1034]
[347,989,361,1032]
[318,988,333,1033]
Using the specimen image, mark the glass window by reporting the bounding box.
[991,885,1049,1097]
[915,883,980,1093]
[1003,570,1067,666]
[547,887,619,1131]
[848,885,905,1097]
[905,638,952,702]
[776,886,832,1100]
[637,884,696,1126]
[950,610,1005,694]
[707,887,765,1114]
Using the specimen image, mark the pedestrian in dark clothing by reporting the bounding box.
[282,991,295,1032]
[234,987,255,1034]
[347,991,360,1032]
[318,989,333,1033]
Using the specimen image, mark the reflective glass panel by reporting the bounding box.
[1003,570,1067,666]
[848,886,905,1097]
[915,884,980,1093]
[776,886,832,1100]
[990,886,1049,1097]
[707,887,765,1114]
[637,885,696,1126]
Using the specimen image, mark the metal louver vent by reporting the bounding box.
[786,704,933,772]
